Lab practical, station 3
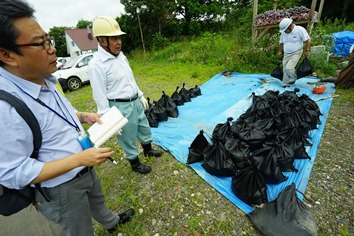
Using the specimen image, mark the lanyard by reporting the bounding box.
[13,83,81,132]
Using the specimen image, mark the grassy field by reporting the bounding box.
[64,55,353,235]
[64,26,354,234]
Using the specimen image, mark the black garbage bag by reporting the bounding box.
[238,122,266,151]
[248,183,318,236]
[243,93,270,116]
[297,57,313,79]
[298,94,322,130]
[261,90,280,105]
[238,109,264,124]
[274,111,298,131]
[231,158,268,206]
[192,85,202,96]
[171,86,184,106]
[252,146,288,184]
[230,117,248,137]
[152,100,168,122]
[278,88,301,106]
[270,63,283,80]
[145,111,158,127]
[147,97,154,108]
[212,117,234,143]
[188,88,198,98]
[158,91,178,118]
[277,124,312,149]
[265,141,297,172]
[179,83,191,102]
[202,141,236,177]
[187,130,210,164]
[224,136,251,170]
[145,97,158,128]
[293,142,311,160]
[252,92,271,111]
[253,118,275,138]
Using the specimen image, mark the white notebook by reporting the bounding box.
[87,106,128,147]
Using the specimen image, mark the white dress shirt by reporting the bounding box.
[88,45,143,114]
[0,67,86,188]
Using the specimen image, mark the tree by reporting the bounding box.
[120,0,176,51]
[173,0,236,35]
[120,0,237,51]
[76,19,93,29]
[48,26,71,57]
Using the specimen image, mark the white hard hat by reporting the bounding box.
[279,18,293,33]
[92,16,126,37]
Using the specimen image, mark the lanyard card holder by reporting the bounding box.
[78,132,93,150]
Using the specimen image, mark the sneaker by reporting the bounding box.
[107,209,135,233]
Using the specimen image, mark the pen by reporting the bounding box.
[108,156,117,165]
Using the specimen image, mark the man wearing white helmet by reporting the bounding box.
[0,1,134,235]
[278,18,311,86]
[88,16,162,175]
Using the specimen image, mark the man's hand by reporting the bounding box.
[140,96,149,111]
[78,112,103,125]
[81,147,115,166]
[278,51,283,58]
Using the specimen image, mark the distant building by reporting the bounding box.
[65,26,97,56]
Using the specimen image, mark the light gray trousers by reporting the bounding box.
[282,49,303,85]
[35,169,118,236]
[109,99,153,160]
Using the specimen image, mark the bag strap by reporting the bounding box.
[0,90,49,202]
[0,90,42,157]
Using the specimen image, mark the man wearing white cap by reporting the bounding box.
[88,16,162,175]
[278,18,311,87]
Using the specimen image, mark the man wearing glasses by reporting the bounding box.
[0,0,134,235]
[278,18,311,87]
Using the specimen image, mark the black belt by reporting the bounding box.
[109,94,138,102]
[74,167,92,179]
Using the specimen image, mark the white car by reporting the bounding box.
[56,57,69,70]
[54,53,95,91]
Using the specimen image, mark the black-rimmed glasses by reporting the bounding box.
[16,38,53,51]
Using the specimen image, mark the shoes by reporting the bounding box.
[144,149,162,157]
[142,143,162,157]
[132,163,152,174]
[283,81,295,87]
[107,208,135,233]
[129,157,151,174]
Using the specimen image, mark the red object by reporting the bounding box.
[313,85,326,94]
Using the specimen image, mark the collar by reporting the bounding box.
[97,44,123,62]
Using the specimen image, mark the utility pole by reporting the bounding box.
[137,8,146,53]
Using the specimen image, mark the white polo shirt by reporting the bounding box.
[280,24,310,54]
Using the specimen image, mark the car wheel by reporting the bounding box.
[67,77,82,91]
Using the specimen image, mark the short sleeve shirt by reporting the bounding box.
[280,25,310,54]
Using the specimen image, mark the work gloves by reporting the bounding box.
[140,96,149,111]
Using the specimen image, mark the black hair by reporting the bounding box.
[0,0,34,66]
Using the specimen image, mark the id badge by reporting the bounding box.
[78,132,93,150]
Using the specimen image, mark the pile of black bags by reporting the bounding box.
[145,83,202,128]
[188,88,322,206]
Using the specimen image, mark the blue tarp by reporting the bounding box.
[151,73,335,214]
[332,30,354,56]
